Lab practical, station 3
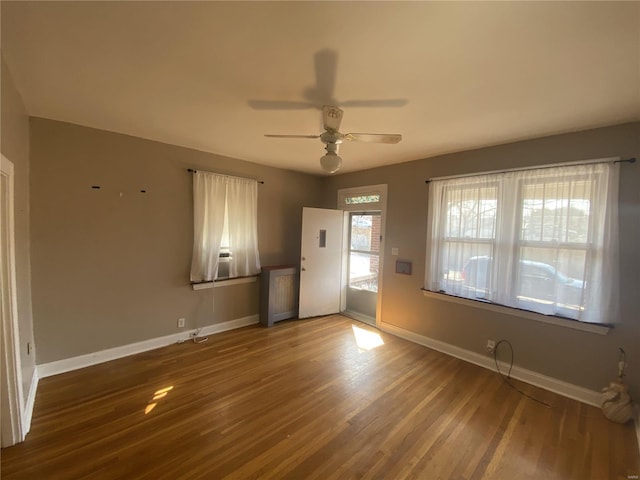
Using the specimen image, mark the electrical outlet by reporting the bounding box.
[190,331,198,338]
[486,339,496,354]
[177,318,185,328]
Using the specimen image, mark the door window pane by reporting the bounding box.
[349,252,378,292]
[350,214,380,253]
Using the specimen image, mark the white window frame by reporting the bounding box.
[438,180,500,298]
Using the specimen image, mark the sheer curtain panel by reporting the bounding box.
[226,177,261,279]
[425,162,619,324]
[190,172,261,282]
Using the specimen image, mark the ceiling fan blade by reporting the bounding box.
[248,100,315,110]
[322,105,343,132]
[340,99,409,108]
[264,134,320,139]
[345,133,402,144]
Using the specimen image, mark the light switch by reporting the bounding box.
[391,247,399,256]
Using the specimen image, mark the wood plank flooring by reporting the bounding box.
[2,315,638,479]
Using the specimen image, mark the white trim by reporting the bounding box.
[422,290,610,335]
[342,309,376,327]
[635,404,640,458]
[37,315,259,378]
[426,156,620,183]
[22,370,39,435]
[0,155,26,446]
[197,315,259,336]
[379,320,601,407]
[191,275,257,290]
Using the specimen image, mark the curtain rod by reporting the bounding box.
[424,157,635,184]
[187,168,264,184]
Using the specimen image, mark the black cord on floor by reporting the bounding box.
[493,339,553,408]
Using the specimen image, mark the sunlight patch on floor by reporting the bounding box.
[145,385,174,415]
[351,324,384,351]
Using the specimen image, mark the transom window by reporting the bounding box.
[344,194,381,205]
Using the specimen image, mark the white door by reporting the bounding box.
[299,207,344,318]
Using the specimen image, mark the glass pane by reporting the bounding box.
[444,185,497,239]
[440,242,493,299]
[349,252,378,292]
[345,194,381,205]
[516,246,586,318]
[521,179,592,244]
[350,214,380,252]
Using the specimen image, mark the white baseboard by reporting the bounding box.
[22,369,39,435]
[197,315,259,337]
[635,404,640,457]
[379,321,601,407]
[37,315,259,378]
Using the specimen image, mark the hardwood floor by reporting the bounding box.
[2,315,638,479]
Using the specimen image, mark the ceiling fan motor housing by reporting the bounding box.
[320,131,344,145]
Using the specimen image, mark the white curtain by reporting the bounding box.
[190,172,261,282]
[191,173,226,282]
[226,177,261,279]
[425,162,619,324]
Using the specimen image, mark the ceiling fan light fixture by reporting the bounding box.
[320,152,342,174]
[263,104,402,173]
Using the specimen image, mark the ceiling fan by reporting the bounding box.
[265,105,402,174]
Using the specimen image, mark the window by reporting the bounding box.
[190,172,261,282]
[344,194,381,205]
[425,161,619,324]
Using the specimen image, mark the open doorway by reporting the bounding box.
[338,185,387,326]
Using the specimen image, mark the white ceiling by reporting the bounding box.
[2,2,639,175]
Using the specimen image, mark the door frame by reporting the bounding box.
[337,185,388,326]
[1,154,26,446]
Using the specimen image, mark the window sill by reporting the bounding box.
[192,276,257,290]
[421,289,611,335]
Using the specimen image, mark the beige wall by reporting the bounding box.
[29,118,324,363]
[1,57,37,397]
[322,122,640,400]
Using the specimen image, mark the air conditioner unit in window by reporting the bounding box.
[217,253,231,280]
